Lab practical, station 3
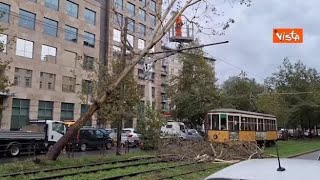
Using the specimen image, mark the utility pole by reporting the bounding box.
[116,17,128,155]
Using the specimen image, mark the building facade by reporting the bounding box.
[107,0,162,128]
[0,0,104,130]
[0,0,162,130]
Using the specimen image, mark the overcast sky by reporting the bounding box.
[197,0,320,85]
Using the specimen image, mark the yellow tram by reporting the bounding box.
[207,109,277,145]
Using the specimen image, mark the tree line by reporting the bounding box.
[170,52,320,132]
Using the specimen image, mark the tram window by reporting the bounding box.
[212,115,219,130]
[248,118,254,131]
[272,120,276,131]
[234,116,240,131]
[265,119,270,131]
[221,117,227,130]
[264,119,268,131]
[252,118,257,131]
[228,116,234,131]
[258,119,264,131]
[241,117,248,131]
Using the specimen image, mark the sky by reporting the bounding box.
[195,0,320,85]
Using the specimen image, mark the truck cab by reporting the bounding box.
[25,120,66,144]
[0,120,66,156]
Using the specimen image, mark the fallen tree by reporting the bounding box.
[157,139,266,163]
[46,0,252,160]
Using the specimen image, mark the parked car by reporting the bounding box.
[105,128,117,143]
[71,128,113,152]
[205,158,320,180]
[122,128,141,147]
[187,129,204,141]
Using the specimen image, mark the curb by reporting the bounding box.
[286,148,320,158]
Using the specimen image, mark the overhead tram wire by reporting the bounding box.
[211,55,266,81]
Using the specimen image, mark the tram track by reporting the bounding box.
[1,155,162,179]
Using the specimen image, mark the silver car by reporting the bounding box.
[205,158,320,180]
[187,129,204,141]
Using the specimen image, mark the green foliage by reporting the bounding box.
[263,58,320,129]
[79,59,140,127]
[169,40,219,127]
[255,93,289,127]
[98,60,140,126]
[0,28,10,93]
[136,105,164,150]
[221,72,264,111]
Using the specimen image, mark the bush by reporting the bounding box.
[137,105,164,150]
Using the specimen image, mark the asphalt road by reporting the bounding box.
[0,147,140,164]
[294,150,320,160]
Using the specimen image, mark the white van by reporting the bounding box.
[160,121,188,139]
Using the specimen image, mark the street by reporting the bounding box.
[294,150,320,160]
[0,147,140,164]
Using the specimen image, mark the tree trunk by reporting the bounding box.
[46,104,99,160]
[116,118,122,155]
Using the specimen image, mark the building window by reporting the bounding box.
[138,8,146,21]
[11,99,30,130]
[139,84,145,97]
[150,0,156,12]
[38,101,53,120]
[113,13,123,26]
[85,8,96,25]
[62,76,76,92]
[152,87,155,98]
[19,9,36,30]
[113,29,121,42]
[127,34,134,47]
[0,3,10,22]
[65,25,78,42]
[127,2,135,16]
[112,46,121,59]
[82,80,93,94]
[138,39,145,50]
[83,56,94,71]
[0,34,7,52]
[150,14,156,26]
[139,0,146,6]
[138,69,145,80]
[128,19,135,33]
[41,45,57,63]
[61,103,74,121]
[14,68,32,88]
[81,104,92,126]
[114,0,123,10]
[84,32,95,48]
[138,24,146,36]
[16,38,34,58]
[66,0,78,18]
[45,0,59,11]
[40,72,55,90]
[43,18,58,37]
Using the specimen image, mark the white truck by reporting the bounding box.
[0,120,66,157]
[160,121,189,139]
